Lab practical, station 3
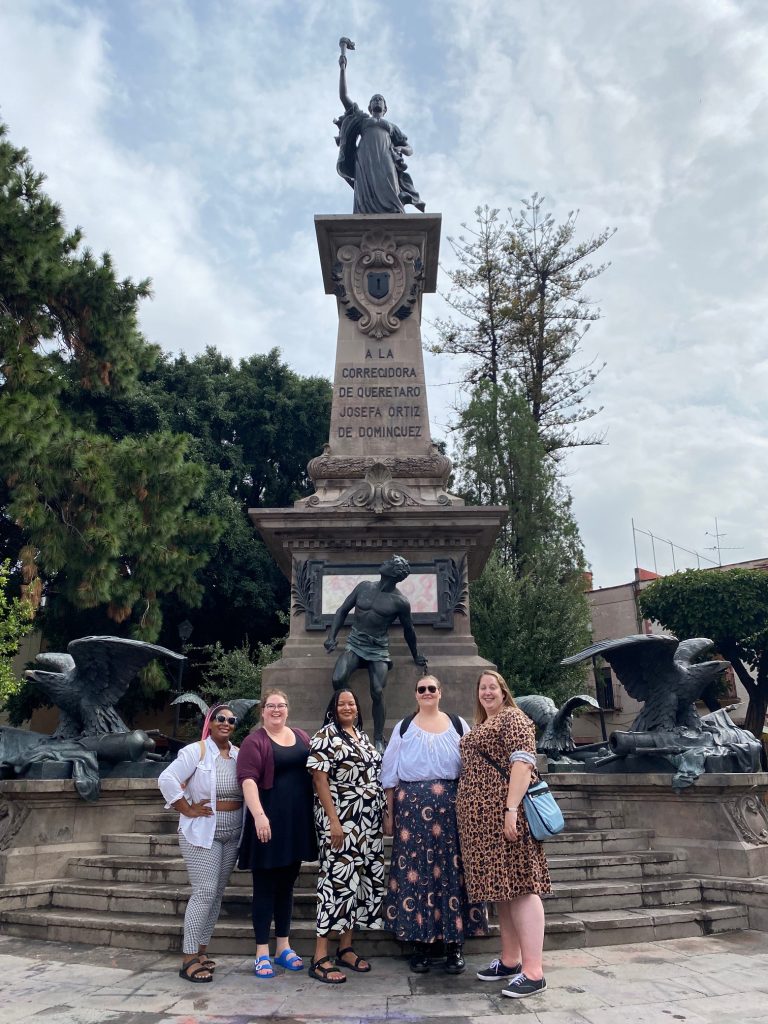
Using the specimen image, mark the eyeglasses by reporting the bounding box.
[263,703,288,711]
[214,715,238,725]
[417,685,438,694]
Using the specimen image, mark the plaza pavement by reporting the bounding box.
[1,930,767,1024]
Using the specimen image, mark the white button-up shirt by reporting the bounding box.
[158,736,240,849]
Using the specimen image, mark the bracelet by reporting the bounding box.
[504,807,516,813]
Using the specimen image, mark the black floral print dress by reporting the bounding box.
[306,722,386,936]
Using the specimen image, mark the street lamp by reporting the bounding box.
[172,620,194,738]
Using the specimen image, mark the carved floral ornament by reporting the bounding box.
[307,462,451,515]
[723,793,768,846]
[332,228,424,339]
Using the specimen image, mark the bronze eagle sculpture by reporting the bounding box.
[25,636,185,738]
[516,693,600,757]
[560,634,728,733]
[171,692,260,723]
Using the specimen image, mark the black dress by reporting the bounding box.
[239,737,317,870]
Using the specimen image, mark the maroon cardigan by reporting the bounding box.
[236,726,312,791]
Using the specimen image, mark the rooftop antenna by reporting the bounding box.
[704,517,743,566]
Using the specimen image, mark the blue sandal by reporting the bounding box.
[253,955,275,979]
[275,948,304,971]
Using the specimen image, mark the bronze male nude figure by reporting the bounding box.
[324,556,427,750]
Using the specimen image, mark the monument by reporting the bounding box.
[249,42,506,734]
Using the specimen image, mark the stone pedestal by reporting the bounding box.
[0,778,162,883]
[550,771,768,878]
[250,214,506,733]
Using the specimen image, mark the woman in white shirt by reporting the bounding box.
[158,704,243,983]
[381,676,488,975]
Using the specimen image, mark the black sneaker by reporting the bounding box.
[502,973,547,998]
[444,943,465,974]
[476,957,523,981]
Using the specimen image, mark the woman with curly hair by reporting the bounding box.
[306,689,385,984]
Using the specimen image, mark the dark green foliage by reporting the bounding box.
[82,346,332,656]
[0,559,34,704]
[455,378,584,575]
[471,552,592,704]
[639,568,768,737]
[453,378,591,701]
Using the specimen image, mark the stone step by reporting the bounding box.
[133,812,178,834]
[563,810,625,831]
[132,808,624,836]
[0,900,747,955]
[43,874,707,920]
[100,827,653,860]
[545,848,688,882]
[67,847,688,889]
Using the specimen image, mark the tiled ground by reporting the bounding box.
[1,931,767,1024]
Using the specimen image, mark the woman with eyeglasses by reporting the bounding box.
[305,689,386,984]
[236,689,317,979]
[380,676,487,975]
[158,704,244,983]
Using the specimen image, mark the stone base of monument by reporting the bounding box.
[253,504,506,733]
[11,760,166,782]
[1,774,764,953]
[549,771,768,878]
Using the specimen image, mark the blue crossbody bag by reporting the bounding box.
[477,750,564,841]
[521,779,565,840]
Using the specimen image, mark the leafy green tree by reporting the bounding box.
[0,120,218,653]
[639,568,768,737]
[471,551,592,703]
[0,559,34,705]
[71,346,332,654]
[432,197,614,453]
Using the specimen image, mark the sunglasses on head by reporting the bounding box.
[214,714,238,726]
[417,684,438,694]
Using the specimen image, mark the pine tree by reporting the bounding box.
[431,197,614,454]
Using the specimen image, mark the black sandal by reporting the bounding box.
[309,955,347,984]
[179,956,213,983]
[335,946,371,973]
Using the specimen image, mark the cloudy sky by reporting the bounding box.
[2,0,767,587]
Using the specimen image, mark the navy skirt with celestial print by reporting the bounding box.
[384,779,489,944]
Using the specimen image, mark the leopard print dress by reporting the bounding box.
[456,706,552,902]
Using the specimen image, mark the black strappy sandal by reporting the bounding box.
[335,946,372,973]
[309,955,347,984]
[179,956,213,983]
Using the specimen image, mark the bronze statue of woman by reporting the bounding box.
[335,39,425,215]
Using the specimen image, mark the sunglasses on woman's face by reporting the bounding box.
[417,685,438,694]
[214,715,238,725]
